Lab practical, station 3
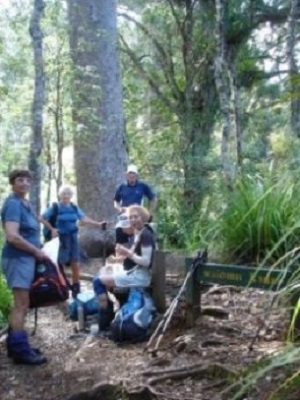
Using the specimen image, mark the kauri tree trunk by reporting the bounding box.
[28,0,45,215]
[67,0,127,256]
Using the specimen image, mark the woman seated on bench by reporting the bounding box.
[93,205,156,326]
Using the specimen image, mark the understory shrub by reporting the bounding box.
[205,173,300,264]
[0,273,12,328]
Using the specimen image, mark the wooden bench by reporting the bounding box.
[185,253,299,335]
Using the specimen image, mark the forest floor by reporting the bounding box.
[0,258,296,400]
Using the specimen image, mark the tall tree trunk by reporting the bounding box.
[179,0,217,212]
[228,49,243,170]
[214,0,233,189]
[28,0,45,215]
[178,90,216,212]
[67,0,127,255]
[53,62,64,194]
[286,0,300,137]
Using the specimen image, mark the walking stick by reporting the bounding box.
[102,222,107,266]
[146,249,207,354]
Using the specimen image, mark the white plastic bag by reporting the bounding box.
[42,237,60,266]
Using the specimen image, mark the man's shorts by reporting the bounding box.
[1,256,35,290]
[58,231,80,264]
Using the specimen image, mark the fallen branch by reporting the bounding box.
[143,362,237,386]
[64,335,95,372]
[203,284,242,297]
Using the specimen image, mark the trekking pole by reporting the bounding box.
[146,249,207,353]
[102,222,107,266]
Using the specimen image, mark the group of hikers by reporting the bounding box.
[1,164,158,366]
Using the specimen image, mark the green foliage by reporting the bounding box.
[198,173,300,264]
[0,274,12,328]
[225,345,300,400]
[0,229,12,327]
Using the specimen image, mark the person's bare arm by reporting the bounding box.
[39,216,58,238]
[5,221,46,261]
[79,216,106,229]
[116,244,152,267]
[149,197,158,215]
[114,200,125,215]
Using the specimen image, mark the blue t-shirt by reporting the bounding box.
[1,194,41,259]
[114,181,155,207]
[42,202,85,235]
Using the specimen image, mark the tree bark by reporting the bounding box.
[67,0,127,255]
[28,0,45,215]
[214,0,233,190]
[228,47,243,170]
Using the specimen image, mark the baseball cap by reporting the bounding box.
[126,164,138,174]
[116,213,131,229]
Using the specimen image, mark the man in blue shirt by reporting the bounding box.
[114,164,157,217]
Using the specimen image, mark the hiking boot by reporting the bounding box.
[98,300,115,332]
[6,328,43,358]
[7,346,42,358]
[7,330,47,366]
[71,282,81,299]
[13,351,47,366]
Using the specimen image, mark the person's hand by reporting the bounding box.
[99,221,107,230]
[51,228,59,238]
[34,249,50,262]
[118,206,126,215]
[107,255,123,263]
[115,244,131,258]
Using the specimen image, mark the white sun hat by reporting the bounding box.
[126,164,138,174]
[116,213,131,229]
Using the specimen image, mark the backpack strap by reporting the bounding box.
[32,308,38,336]
[48,202,59,228]
[70,202,78,212]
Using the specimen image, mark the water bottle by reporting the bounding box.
[77,302,85,331]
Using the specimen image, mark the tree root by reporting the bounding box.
[143,362,237,385]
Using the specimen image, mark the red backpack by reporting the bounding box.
[29,259,69,309]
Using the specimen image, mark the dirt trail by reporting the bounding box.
[0,259,289,400]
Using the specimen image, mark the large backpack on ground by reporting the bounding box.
[110,288,156,344]
[29,258,69,309]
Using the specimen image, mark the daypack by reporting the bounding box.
[29,258,69,309]
[43,202,78,242]
[110,288,156,344]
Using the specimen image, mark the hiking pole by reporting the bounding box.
[146,249,207,353]
[102,222,107,266]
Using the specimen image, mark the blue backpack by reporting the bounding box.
[110,288,156,344]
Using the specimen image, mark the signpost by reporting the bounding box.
[185,256,298,329]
